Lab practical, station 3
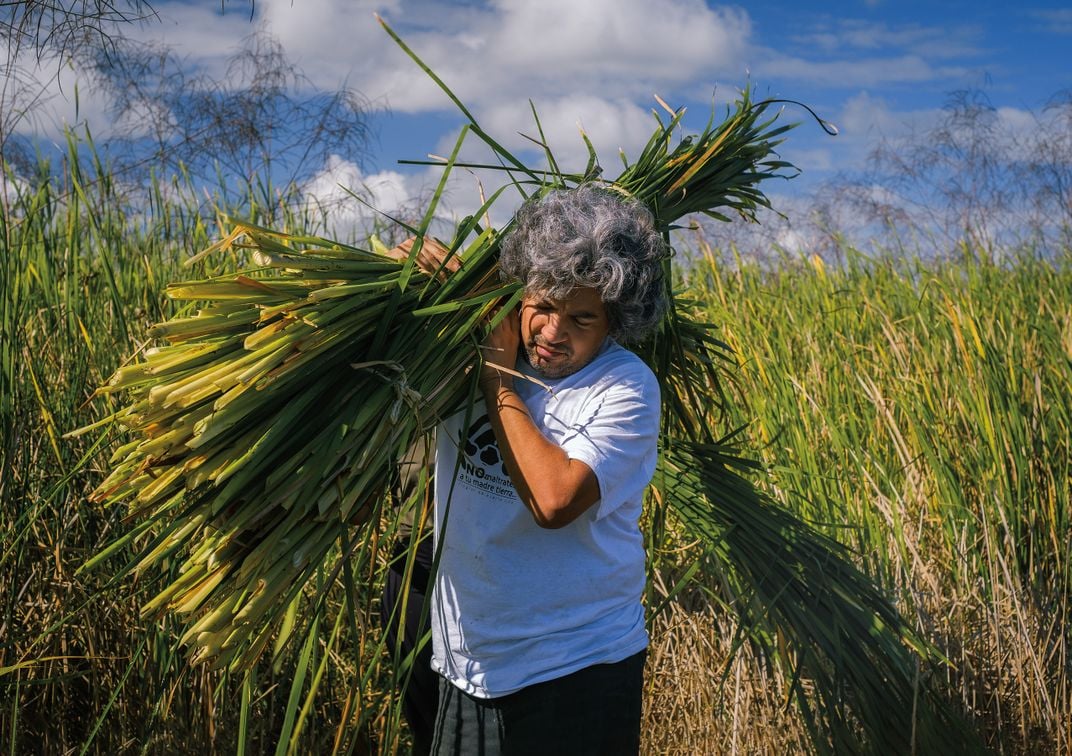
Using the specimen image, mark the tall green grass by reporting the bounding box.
[3,137,1070,752]
[680,239,1071,752]
[0,147,410,754]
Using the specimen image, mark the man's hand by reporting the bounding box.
[480,306,520,389]
[386,237,460,282]
[476,304,601,528]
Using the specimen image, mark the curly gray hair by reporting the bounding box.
[499,184,669,343]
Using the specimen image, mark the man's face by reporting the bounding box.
[519,286,611,379]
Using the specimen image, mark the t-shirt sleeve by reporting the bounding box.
[557,367,660,520]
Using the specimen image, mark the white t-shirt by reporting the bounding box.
[431,339,660,698]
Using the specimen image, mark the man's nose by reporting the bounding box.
[541,313,567,342]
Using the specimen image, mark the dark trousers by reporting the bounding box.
[381,536,439,756]
[431,650,647,756]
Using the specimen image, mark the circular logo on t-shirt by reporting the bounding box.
[464,414,507,478]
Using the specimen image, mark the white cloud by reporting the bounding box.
[775,227,811,254]
[2,0,960,187]
[791,19,982,60]
[475,95,657,175]
[787,147,835,174]
[302,154,412,224]
[482,0,748,85]
[126,3,268,76]
[1,49,119,141]
[840,91,898,136]
[256,0,405,94]
[342,0,752,113]
[818,92,942,174]
[996,106,1037,135]
[1030,9,1072,36]
[7,0,1058,259]
[1,172,29,206]
[759,53,966,88]
[120,1,403,98]
[296,152,505,243]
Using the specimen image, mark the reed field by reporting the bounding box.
[663,237,1072,753]
[2,148,1070,754]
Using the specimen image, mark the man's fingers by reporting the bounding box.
[386,236,460,280]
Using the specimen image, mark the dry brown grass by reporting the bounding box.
[643,603,811,755]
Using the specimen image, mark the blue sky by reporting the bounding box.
[7,0,1071,239]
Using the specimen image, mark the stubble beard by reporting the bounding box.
[523,336,581,379]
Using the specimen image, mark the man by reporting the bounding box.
[428,184,667,755]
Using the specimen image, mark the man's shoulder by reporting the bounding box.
[592,340,656,379]
[578,341,658,399]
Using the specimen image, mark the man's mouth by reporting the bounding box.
[533,342,568,360]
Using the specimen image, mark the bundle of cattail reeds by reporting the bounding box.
[78,216,513,667]
[76,24,982,752]
[77,82,796,670]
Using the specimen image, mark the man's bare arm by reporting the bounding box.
[479,309,600,529]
